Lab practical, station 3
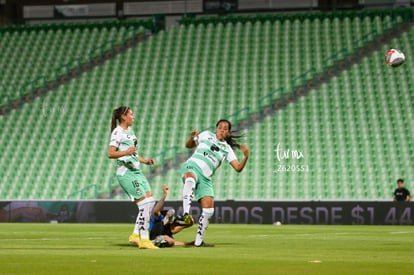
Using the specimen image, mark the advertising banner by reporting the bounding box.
[0,201,412,225]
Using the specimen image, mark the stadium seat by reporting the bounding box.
[0,10,412,200]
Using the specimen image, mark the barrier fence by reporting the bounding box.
[1,201,412,225]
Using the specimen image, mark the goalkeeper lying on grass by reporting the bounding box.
[149,185,195,248]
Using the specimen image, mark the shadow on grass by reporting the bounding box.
[112,243,136,247]
[111,242,239,248]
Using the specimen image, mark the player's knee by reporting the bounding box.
[184,172,196,181]
[202,208,214,219]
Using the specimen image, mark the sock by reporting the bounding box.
[182,177,196,214]
[195,208,214,246]
[133,197,155,240]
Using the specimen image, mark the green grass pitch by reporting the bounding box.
[1,223,413,274]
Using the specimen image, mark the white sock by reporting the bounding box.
[182,177,196,214]
[195,208,214,246]
[133,197,155,240]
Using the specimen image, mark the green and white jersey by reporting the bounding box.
[188,130,237,178]
[109,125,140,176]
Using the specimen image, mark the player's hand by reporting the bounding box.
[239,144,249,157]
[190,129,198,138]
[125,146,136,156]
[146,158,155,165]
[162,185,169,195]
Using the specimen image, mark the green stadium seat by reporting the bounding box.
[0,11,412,200]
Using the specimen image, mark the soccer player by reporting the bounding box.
[150,185,195,248]
[181,119,249,247]
[393,178,412,202]
[108,106,158,249]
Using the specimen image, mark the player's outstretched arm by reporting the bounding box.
[173,240,195,246]
[162,235,191,247]
[230,144,249,173]
[152,185,169,217]
[185,129,198,149]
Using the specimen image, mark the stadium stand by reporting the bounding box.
[0,9,412,200]
[0,20,152,112]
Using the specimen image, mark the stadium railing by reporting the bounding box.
[180,8,412,26]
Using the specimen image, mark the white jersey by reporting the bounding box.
[188,130,237,178]
[109,125,140,176]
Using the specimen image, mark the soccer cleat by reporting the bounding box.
[194,241,215,247]
[183,214,193,225]
[139,239,160,249]
[176,213,193,225]
[128,234,141,247]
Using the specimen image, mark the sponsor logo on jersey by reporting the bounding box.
[203,152,218,165]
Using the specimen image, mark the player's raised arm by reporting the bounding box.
[153,185,169,218]
[185,129,198,149]
[230,143,249,172]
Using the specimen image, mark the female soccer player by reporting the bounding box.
[108,106,158,249]
[181,119,249,247]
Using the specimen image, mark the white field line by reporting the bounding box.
[249,232,352,238]
[389,231,414,234]
[252,231,414,238]
[0,237,118,241]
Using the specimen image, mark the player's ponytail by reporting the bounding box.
[216,119,244,150]
[111,106,130,133]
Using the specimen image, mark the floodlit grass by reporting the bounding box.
[0,224,413,274]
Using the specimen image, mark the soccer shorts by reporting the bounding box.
[116,169,151,200]
[180,160,214,201]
